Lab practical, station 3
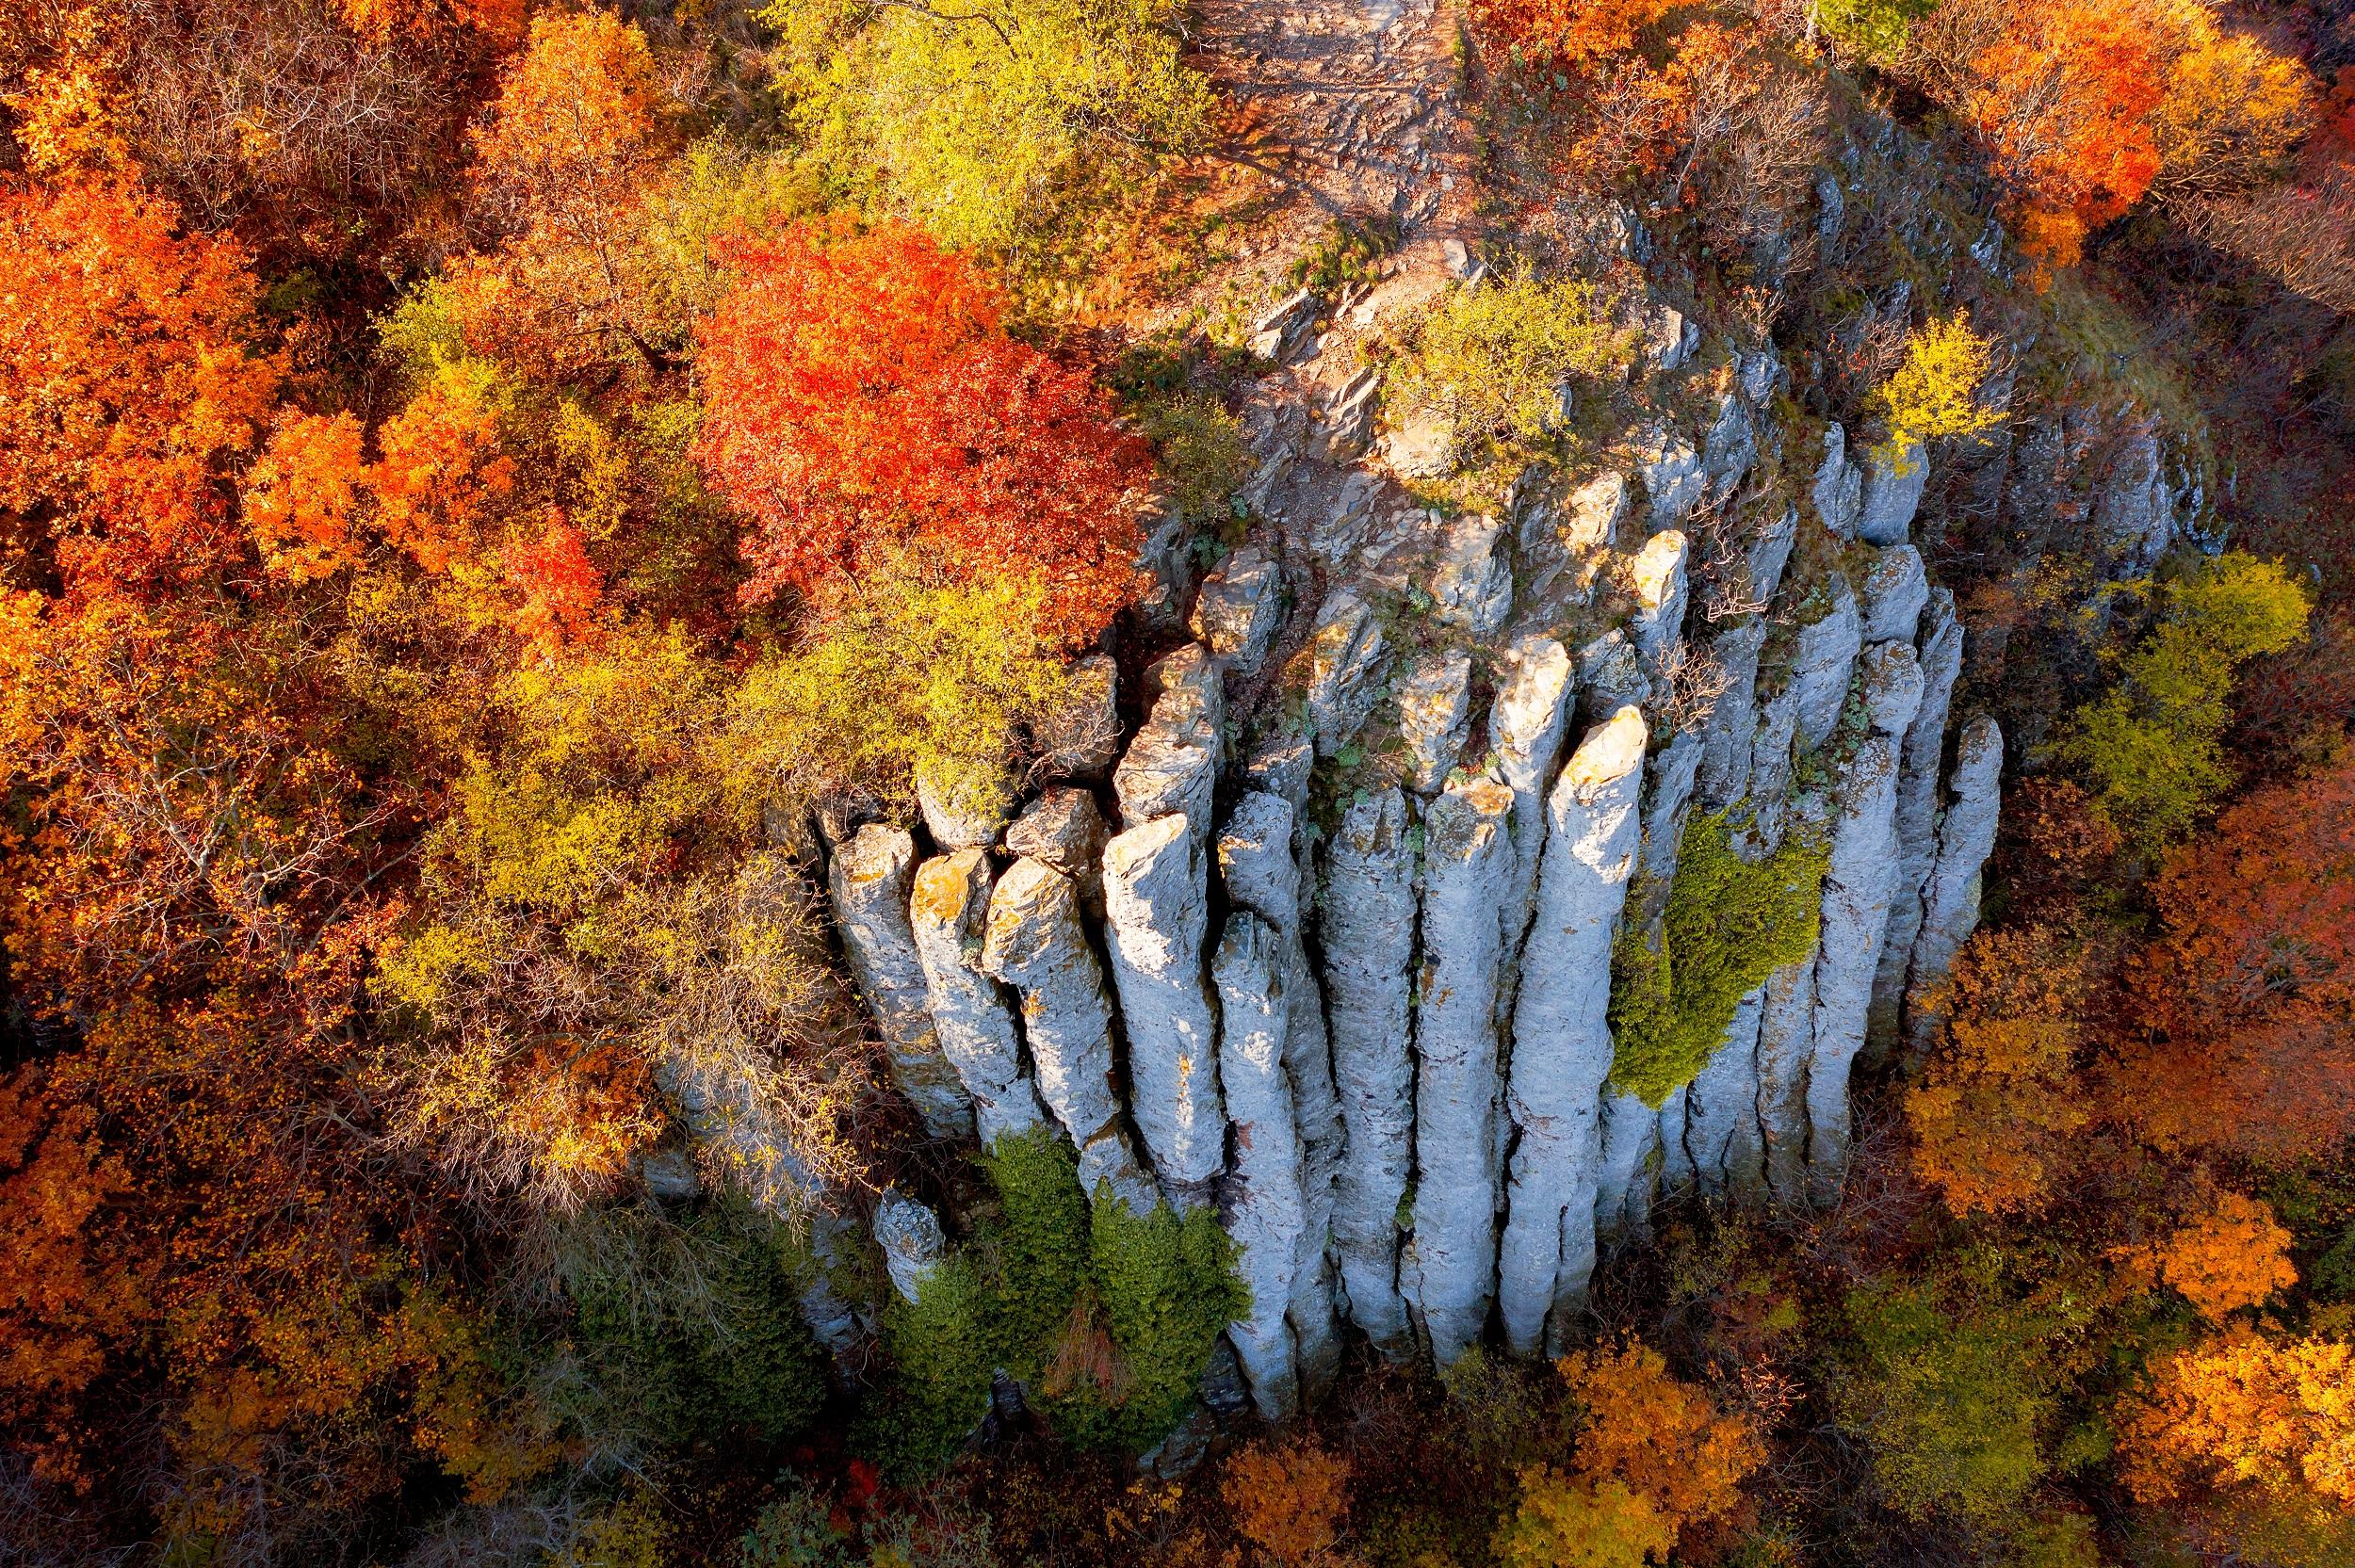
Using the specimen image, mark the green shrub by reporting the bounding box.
[1835,1277,2056,1528]
[775,0,1214,253]
[2059,552,2309,849]
[727,564,1073,822]
[865,1128,1243,1469]
[1392,274,1630,459]
[1139,393,1253,523]
[738,1481,853,1568]
[553,1202,828,1457]
[1607,812,1828,1107]
[1071,1187,1246,1451]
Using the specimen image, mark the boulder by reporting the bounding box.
[1576,630,1653,732]
[1191,543,1286,677]
[1396,649,1475,793]
[1904,717,2004,1048]
[1429,513,1515,637]
[1307,589,1389,757]
[1251,287,1320,363]
[1790,575,1863,752]
[1869,592,1963,1050]
[916,763,1015,852]
[1812,424,1862,537]
[1218,791,1342,1397]
[1857,441,1927,544]
[1638,426,1706,528]
[874,1191,949,1305]
[1858,544,1929,644]
[1319,365,1384,461]
[1115,644,1225,833]
[1006,786,1110,913]
[1627,529,1691,670]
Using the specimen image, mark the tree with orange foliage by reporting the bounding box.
[1962,0,2166,236]
[694,220,1149,645]
[2120,1332,2355,1510]
[2150,1188,2298,1321]
[1905,925,2098,1218]
[0,179,278,595]
[1558,1339,1764,1536]
[454,9,677,376]
[1221,1438,1354,1564]
[1468,0,1674,71]
[2110,743,2355,1166]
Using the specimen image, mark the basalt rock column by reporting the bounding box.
[827,825,974,1140]
[1802,645,1925,1204]
[1217,790,1341,1396]
[1103,814,1225,1205]
[1904,716,2005,1048]
[1319,786,1419,1352]
[1869,590,1963,1051]
[909,850,1048,1147]
[1401,778,1519,1366]
[1497,705,1648,1356]
[1214,913,1307,1419]
[980,857,1149,1204]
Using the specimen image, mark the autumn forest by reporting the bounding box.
[1,0,2352,1563]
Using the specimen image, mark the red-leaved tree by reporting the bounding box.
[693,221,1149,646]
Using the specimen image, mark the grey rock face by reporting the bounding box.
[1498,706,1648,1355]
[1320,366,1384,462]
[1638,733,1706,892]
[1383,403,1455,479]
[1591,1088,1663,1249]
[1486,634,1578,975]
[1627,530,1691,671]
[1813,424,1863,537]
[1870,590,1963,1050]
[1251,287,1320,363]
[1218,791,1341,1398]
[1577,630,1653,732]
[829,825,975,1140]
[1307,589,1389,757]
[1319,787,1419,1352]
[1116,644,1226,834]
[1746,505,1800,609]
[1546,471,1628,604]
[1397,650,1476,793]
[1648,303,1699,371]
[1754,954,1818,1204]
[1743,685,1803,854]
[1804,721,1912,1204]
[1402,778,1519,1366]
[1791,576,1864,752]
[1696,619,1767,809]
[1905,716,2004,1048]
[1037,654,1121,781]
[1192,543,1286,677]
[916,765,1014,852]
[1006,787,1110,918]
[1859,544,1929,644]
[1639,426,1706,528]
[1430,514,1515,637]
[909,850,1049,1147]
[1102,814,1225,1202]
[1682,990,1766,1198]
[1858,442,1928,545]
[1214,913,1307,1419]
[875,1191,949,1305]
[981,857,1122,1156]
[1860,641,1927,736]
[1703,395,1758,502]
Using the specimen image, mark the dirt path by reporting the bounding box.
[1189,0,1483,272]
